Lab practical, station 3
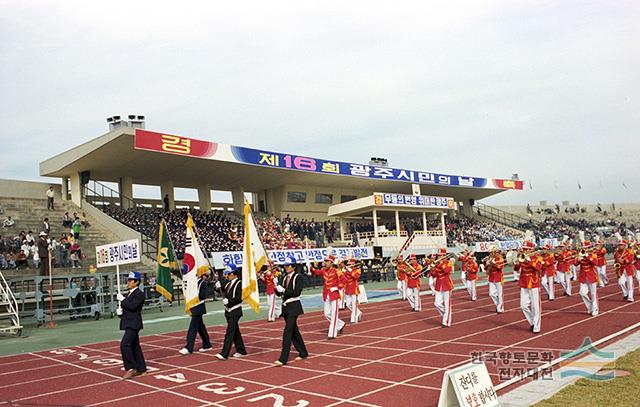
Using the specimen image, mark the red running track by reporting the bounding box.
[0,266,639,407]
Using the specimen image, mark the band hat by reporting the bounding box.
[409,254,417,260]
[437,248,447,256]
[326,255,335,263]
[127,271,141,281]
[582,241,592,248]
[39,231,48,236]
[523,241,536,250]
[347,258,356,265]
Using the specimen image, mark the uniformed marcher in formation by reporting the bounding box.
[118,271,147,379]
[179,270,213,355]
[274,260,308,366]
[215,264,247,360]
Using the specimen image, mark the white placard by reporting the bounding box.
[211,247,374,269]
[438,362,499,407]
[95,239,141,268]
[357,284,368,304]
[412,183,421,196]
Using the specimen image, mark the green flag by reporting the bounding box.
[155,219,177,302]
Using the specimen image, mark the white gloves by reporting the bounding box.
[525,256,531,262]
[215,281,221,289]
[329,287,338,292]
[222,298,229,305]
[116,293,125,302]
[116,307,123,316]
[273,277,279,286]
[276,285,285,293]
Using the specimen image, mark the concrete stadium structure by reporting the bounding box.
[39,127,523,222]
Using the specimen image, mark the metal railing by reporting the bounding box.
[84,180,158,261]
[474,202,534,229]
[0,270,22,335]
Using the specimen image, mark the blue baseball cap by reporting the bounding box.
[127,271,141,281]
[223,263,238,275]
[284,258,297,266]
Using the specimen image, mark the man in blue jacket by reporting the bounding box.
[179,272,213,354]
[117,271,147,379]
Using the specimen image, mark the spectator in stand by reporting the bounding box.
[46,186,55,210]
[37,231,50,276]
[72,217,82,240]
[81,212,91,228]
[62,212,73,228]
[3,216,15,228]
[0,204,4,215]
[163,194,170,211]
[42,217,50,235]
[70,242,82,268]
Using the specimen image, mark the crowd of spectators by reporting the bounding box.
[445,217,523,245]
[0,231,84,270]
[518,216,638,241]
[101,207,244,257]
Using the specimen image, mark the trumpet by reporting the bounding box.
[615,262,623,278]
[516,249,545,263]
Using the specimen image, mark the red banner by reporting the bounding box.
[492,179,524,190]
[134,129,218,158]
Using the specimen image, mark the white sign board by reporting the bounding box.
[211,247,374,269]
[96,239,141,268]
[438,362,499,407]
[357,284,368,304]
[412,183,421,196]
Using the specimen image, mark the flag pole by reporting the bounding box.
[161,218,182,279]
[188,213,220,289]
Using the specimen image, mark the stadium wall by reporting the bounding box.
[273,184,372,220]
[0,179,61,200]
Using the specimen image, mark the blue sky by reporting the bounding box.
[1,1,638,205]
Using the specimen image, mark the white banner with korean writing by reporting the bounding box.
[474,238,561,253]
[211,247,374,269]
[96,239,141,268]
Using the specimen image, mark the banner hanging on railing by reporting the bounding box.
[474,238,561,252]
[211,247,374,269]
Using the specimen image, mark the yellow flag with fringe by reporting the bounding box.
[242,200,266,313]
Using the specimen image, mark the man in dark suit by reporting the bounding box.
[215,265,247,360]
[274,261,308,366]
[117,271,147,379]
[179,272,213,354]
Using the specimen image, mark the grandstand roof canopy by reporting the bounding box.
[40,127,522,202]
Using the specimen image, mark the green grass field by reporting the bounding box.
[533,346,640,407]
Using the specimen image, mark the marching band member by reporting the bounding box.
[274,261,308,366]
[594,242,608,287]
[556,242,573,296]
[427,253,437,296]
[514,241,544,333]
[615,240,635,302]
[260,261,281,322]
[342,258,363,324]
[405,254,423,311]
[485,246,505,314]
[396,255,408,300]
[310,255,346,339]
[431,248,454,327]
[634,242,640,292]
[575,241,600,314]
[541,245,556,301]
[464,255,479,301]
[459,248,470,286]
[569,243,579,281]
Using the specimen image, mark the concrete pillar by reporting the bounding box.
[441,212,446,237]
[69,172,82,207]
[232,187,245,214]
[461,199,474,218]
[160,181,175,210]
[395,210,401,237]
[265,189,275,215]
[198,184,212,212]
[373,209,379,243]
[61,177,69,201]
[119,176,133,209]
[422,211,427,232]
[339,217,346,241]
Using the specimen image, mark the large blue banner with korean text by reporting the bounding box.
[211,247,374,269]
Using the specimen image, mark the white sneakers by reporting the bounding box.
[178,348,191,355]
[215,353,227,360]
[232,352,244,358]
[198,347,213,353]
